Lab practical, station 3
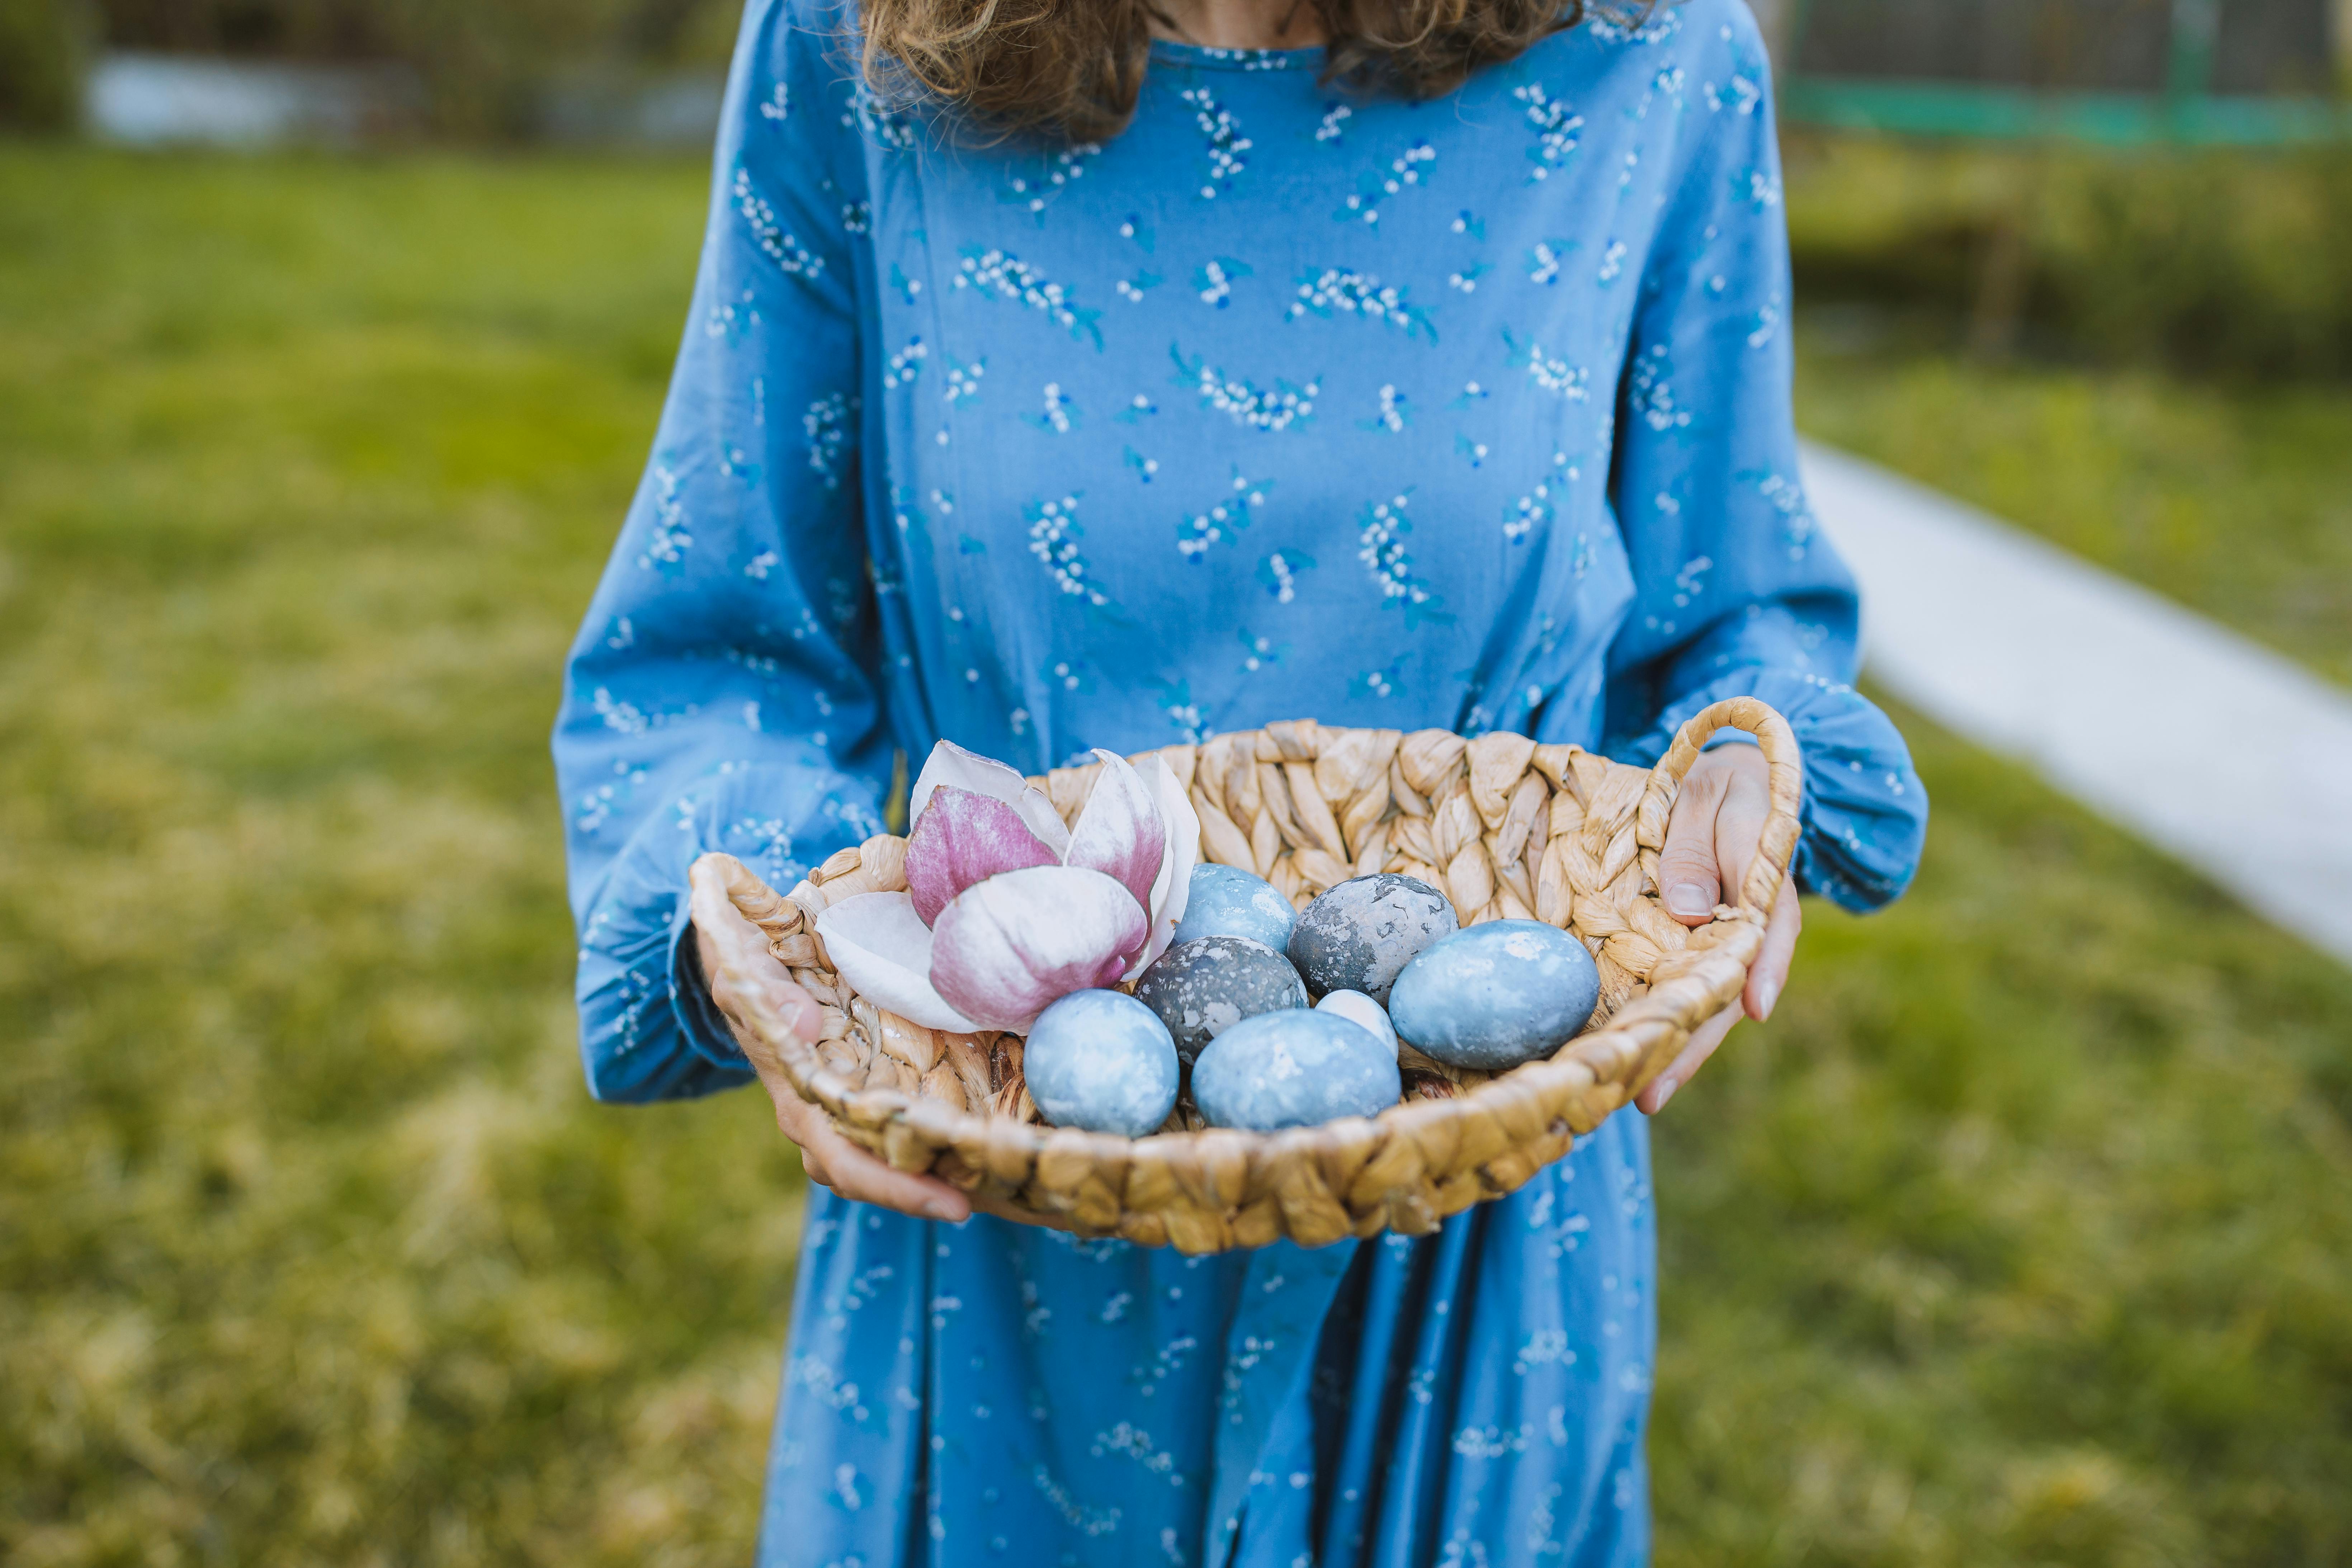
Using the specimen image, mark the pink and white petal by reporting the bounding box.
[929,866,1150,1034]
[908,740,1070,856]
[903,785,1061,926]
[1062,749,1167,913]
[812,891,983,1035]
[1128,755,1203,977]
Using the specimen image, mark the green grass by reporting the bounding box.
[0,147,795,1566]
[3,145,2348,1567]
[1652,703,2352,1567]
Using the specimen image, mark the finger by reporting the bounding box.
[689,858,782,979]
[808,1121,974,1222]
[711,962,820,1083]
[756,1055,970,1221]
[759,1075,834,1187]
[1744,876,1802,1021]
[689,898,814,1077]
[1658,765,1726,926]
[687,859,970,1223]
[1637,1000,1741,1114]
[1710,753,1770,904]
[689,865,795,1047]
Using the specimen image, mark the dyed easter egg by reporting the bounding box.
[1387,920,1600,1072]
[1191,1009,1403,1132]
[1313,989,1398,1057]
[1022,988,1179,1138]
[1171,863,1298,952]
[1286,873,1458,1005]
[1133,935,1309,1064]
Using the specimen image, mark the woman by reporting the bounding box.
[553,1,1926,1561]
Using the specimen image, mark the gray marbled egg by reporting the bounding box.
[1387,920,1600,1072]
[1023,989,1179,1138]
[1191,1009,1403,1132]
[1285,873,1458,1005]
[1133,935,1309,1064]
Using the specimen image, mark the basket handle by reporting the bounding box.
[1632,695,1804,925]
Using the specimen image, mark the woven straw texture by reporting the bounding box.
[692,696,1800,1254]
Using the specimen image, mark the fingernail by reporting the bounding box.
[1651,1073,1678,1110]
[922,1198,962,1223]
[1754,977,1780,1020]
[1664,884,1713,918]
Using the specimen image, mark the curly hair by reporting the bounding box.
[857,1,1638,145]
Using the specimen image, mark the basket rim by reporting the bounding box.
[693,695,1802,1246]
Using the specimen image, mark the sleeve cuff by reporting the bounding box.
[573,750,883,1103]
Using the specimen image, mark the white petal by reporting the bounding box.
[908,740,1070,855]
[813,891,983,1035]
[1063,749,1167,913]
[1128,755,1202,977]
[929,865,1150,1034]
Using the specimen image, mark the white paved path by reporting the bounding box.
[1801,441,2352,966]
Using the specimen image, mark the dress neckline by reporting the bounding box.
[1147,39,1324,71]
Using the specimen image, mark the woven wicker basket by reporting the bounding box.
[693,695,1799,1254]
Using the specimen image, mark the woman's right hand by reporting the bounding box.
[688,858,974,1223]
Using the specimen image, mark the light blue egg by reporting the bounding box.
[1191,1009,1402,1132]
[1024,989,1179,1138]
[1388,920,1600,1072]
[1171,863,1298,952]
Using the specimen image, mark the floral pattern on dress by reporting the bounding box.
[554,9,1929,1568]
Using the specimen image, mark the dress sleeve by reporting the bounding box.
[551,0,887,1103]
[1596,3,1926,913]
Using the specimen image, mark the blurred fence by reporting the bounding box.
[1791,0,2333,93]
[0,0,738,135]
[1779,0,2351,142]
[83,51,423,145]
[9,0,2350,142]
[6,0,2350,377]
[539,66,726,148]
[1784,136,2352,376]
[72,51,725,147]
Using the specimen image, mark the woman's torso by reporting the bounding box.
[795,11,1772,767]
[750,18,1766,1563]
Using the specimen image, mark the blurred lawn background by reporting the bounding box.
[3,130,2351,1566]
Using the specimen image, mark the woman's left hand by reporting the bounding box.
[1636,742,1800,1114]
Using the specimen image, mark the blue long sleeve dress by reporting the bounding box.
[553,3,1927,1562]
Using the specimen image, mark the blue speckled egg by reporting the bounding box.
[1387,920,1600,1072]
[1134,935,1308,1065]
[1023,989,1179,1138]
[1171,863,1298,952]
[1286,873,1458,1005]
[1191,1010,1403,1132]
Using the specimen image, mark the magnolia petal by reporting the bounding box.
[903,785,1061,927]
[908,739,1070,856]
[1062,749,1167,914]
[812,891,983,1035]
[1130,755,1203,977]
[929,866,1150,1034]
